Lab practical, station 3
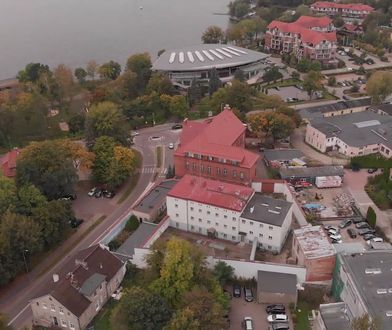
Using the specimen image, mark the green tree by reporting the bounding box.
[54,64,74,103]
[234,69,246,82]
[68,113,85,134]
[296,58,311,72]
[110,287,172,330]
[303,70,323,100]
[366,206,377,229]
[164,308,199,330]
[333,15,345,28]
[187,79,202,106]
[0,313,13,330]
[262,66,283,84]
[98,61,121,80]
[0,174,17,216]
[291,71,300,80]
[228,0,250,19]
[126,53,152,93]
[74,67,87,84]
[17,63,51,83]
[86,60,98,81]
[328,76,337,87]
[125,215,140,232]
[366,71,392,104]
[350,314,380,330]
[15,184,46,216]
[208,68,223,95]
[213,261,234,286]
[202,26,225,44]
[85,101,129,145]
[146,73,174,96]
[169,95,188,118]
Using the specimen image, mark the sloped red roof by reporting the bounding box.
[176,109,259,168]
[342,23,363,32]
[295,16,332,29]
[311,1,374,12]
[0,148,20,177]
[168,174,254,211]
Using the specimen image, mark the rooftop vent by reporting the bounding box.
[261,203,269,207]
[365,268,382,274]
[377,289,387,294]
[268,210,280,215]
[250,206,254,214]
[386,311,392,317]
[275,206,282,210]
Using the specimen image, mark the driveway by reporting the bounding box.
[291,127,348,166]
[343,169,392,241]
[229,296,269,330]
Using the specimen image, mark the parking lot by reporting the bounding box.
[267,85,309,102]
[321,219,365,245]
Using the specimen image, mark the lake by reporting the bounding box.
[0,0,230,80]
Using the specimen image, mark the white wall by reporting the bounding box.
[207,256,307,283]
[143,217,170,249]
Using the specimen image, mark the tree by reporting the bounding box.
[15,184,46,216]
[366,206,377,229]
[248,110,295,141]
[85,101,129,145]
[202,26,225,44]
[74,67,87,84]
[366,71,392,104]
[98,61,121,80]
[291,71,300,80]
[146,73,174,96]
[169,95,188,118]
[262,66,283,84]
[151,238,198,307]
[110,287,172,330]
[228,0,250,19]
[303,70,323,100]
[54,64,74,103]
[0,174,17,216]
[208,68,222,95]
[187,79,202,106]
[234,69,246,82]
[17,63,51,83]
[125,215,140,232]
[327,76,337,87]
[126,53,152,93]
[213,261,234,286]
[333,15,345,28]
[86,60,98,81]
[68,113,85,134]
[164,307,199,330]
[16,140,81,200]
[350,314,380,330]
[0,313,13,330]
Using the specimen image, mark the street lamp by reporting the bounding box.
[22,249,29,273]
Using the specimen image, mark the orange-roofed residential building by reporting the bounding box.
[173,106,259,186]
[0,148,20,177]
[310,1,374,21]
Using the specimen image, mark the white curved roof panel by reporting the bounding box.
[153,44,269,72]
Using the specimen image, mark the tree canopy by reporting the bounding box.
[366,71,392,104]
[202,26,225,44]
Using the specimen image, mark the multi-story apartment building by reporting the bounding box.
[310,1,374,21]
[167,175,293,252]
[30,245,126,330]
[264,16,337,66]
[174,107,259,186]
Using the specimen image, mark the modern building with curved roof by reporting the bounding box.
[152,44,269,88]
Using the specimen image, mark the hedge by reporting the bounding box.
[350,154,392,169]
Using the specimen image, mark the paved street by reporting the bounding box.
[0,123,180,329]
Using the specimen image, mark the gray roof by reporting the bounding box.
[133,179,178,214]
[319,303,351,330]
[263,149,304,162]
[257,270,297,295]
[241,193,292,227]
[280,166,344,179]
[310,110,392,149]
[299,97,371,120]
[116,222,157,257]
[370,103,392,116]
[79,273,106,297]
[340,251,392,329]
[153,44,269,71]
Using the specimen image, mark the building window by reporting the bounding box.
[175,204,178,208]
[242,220,246,224]
[198,219,202,223]
[215,213,219,217]
[250,221,253,226]
[199,209,202,213]
[176,213,179,217]
[232,217,236,221]
[207,220,211,224]
[232,236,236,240]
[190,207,194,211]
[61,319,67,327]
[69,322,75,330]
[198,227,202,233]
[217,168,221,175]
[240,172,244,179]
[259,223,263,228]
[59,307,64,314]
[207,211,210,215]
[95,302,100,311]
[259,233,263,237]
[191,225,195,230]
[224,224,228,228]
[224,215,227,219]
[215,222,219,226]
[176,222,179,228]
[249,231,253,235]
[232,227,236,231]
[268,236,272,240]
[51,304,55,312]
[191,216,194,220]
[223,168,227,176]
[269,226,273,230]
[207,166,211,174]
[201,165,204,172]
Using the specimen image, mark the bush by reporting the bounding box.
[125,215,140,232]
[350,154,392,169]
[366,206,377,228]
[108,240,120,251]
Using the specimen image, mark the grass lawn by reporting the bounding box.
[365,173,392,210]
[294,301,311,330]
[94,299,116,330]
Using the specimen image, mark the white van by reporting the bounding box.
[267,314,288,323]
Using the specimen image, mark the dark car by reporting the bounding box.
[69,218,84,228]
[266,304,286,314]
[355,222,370,229]
[94,189,103,198]
[244,287,254,302]
[339,219,352,229]
[60,194,77,201]
[358,228,375,236]
[367,168,377,174]
[171,124,183,130]
[363,233,376,241]
[233,284,241,298]
[352,218,364,224]
[103,190,115,198]
[271,323,290,330]
[347,228,357,239]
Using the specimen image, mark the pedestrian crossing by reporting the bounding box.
[139,167,168,175]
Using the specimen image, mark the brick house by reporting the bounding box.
[264,16,338,66]
[30,245,126,330]
[174,107,259,186]
[0,148,20,177]
[310,2,374,21]
[292,225,336,281]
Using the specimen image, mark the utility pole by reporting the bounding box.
[22,249,29,273]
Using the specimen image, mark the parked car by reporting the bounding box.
[347,228,357,239]
[266,304,286,314]
[243,317,253,330]
[328,228,340,235]
[233,284,241,298]
[88,187,97,197]
[355,222,370,229]
[363,233,377,241]
[171,124,183,130]
[339,219,352,229]
[358,228,375,236]
[367,168,377,174]
[329,234,342,241]
[331,238,342,244]
[267,314,288,323]
[103,190,115,198]
[244,287,254,302]
[270,323,290,330]
[352,218,364,224]
[168,143,174,149]
[94,189,103,198]
[69,218,84,228]
[111,287,123,301]
[130,131,139,137]
[367,237,383,244]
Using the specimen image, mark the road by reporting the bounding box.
[0,123,180,329]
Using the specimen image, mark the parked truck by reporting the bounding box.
[315,176,342,188]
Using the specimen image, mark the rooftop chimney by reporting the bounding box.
[53,274,59,283]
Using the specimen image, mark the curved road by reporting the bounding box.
[0,123,180,329]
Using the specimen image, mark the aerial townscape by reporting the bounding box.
[2,0,392,329]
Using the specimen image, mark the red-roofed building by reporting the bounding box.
[310,1,374,20]
[0,148,20,177]
[341,23,363,35]
[264,16,338,66]
[174,107,259,185]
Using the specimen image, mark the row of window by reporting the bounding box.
[186,225,274,241]
[186,163,245,179]
[185,153,239,166]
